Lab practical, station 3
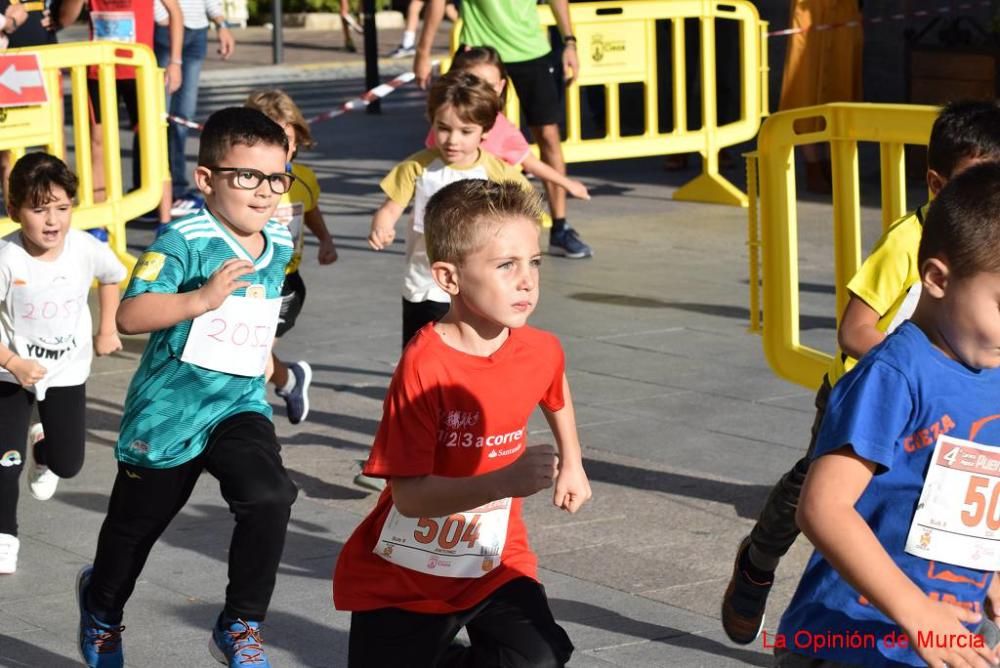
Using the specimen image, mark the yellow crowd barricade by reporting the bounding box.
[445,0,767,207]
[0,41,168,275]
[746,102,939,389]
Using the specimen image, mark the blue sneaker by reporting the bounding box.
[77,566,125,668]
[276,360,312,425]
[210,615,271,667]
[549,226,593,259]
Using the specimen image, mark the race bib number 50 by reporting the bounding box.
[374,499,511,578]
[906,435,1000,570]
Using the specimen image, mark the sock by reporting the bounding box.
[740,545,774,585]
[278,372,296,394]
[551,217,567,234]
[401,31,415,48]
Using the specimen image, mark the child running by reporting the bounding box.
[773,161,1000,667]
[246,88,339,425]
[721,100,1000,645]
[427,46,591,214]
[0,153,125,574]
[368,69,534,347]
[76,107,298,668]
[335,179,592,667]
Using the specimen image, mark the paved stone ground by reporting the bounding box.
[1,22,933,668]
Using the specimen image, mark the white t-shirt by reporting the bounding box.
[380,148,530,304]
[0,229,127,399]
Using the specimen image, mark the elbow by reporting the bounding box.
[795,491,821,541]
[115,309,139,335]
[390,491,421,518]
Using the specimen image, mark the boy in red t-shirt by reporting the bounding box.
[334,179,592,667]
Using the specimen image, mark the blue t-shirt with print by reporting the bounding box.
[777,321,1000,667]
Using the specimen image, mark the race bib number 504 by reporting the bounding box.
[374,499,511,578]
[906,435,1000,570]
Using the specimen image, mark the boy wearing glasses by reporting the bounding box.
[76,107,298,668]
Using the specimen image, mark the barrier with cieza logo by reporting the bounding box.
[746,102,939,389]
[0,41,168,274]
[445,0,768,207]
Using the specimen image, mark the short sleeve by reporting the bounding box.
[123,229,189,299]
[82,232,128,284]
[539,335,566,412]
[483,113,531,166]
[380,157,423,207]
[847,218,919,316]
[813,359,914,471]
[363,356,441,479]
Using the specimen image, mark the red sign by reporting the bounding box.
[0,54,48,108]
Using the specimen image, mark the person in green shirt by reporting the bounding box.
[414,0,594,260]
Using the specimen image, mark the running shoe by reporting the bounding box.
[721,536,773,645]
[27,423,59,501]
[549,226,593,259]
[77,566,125,668]
[210,615,271,667]
[276,361,312,425]
[0,533,19,574]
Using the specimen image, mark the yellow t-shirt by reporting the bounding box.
[826,205,927,386]
[272,162,320,275]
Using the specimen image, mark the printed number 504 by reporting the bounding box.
[413,514,482,550]
[961,474,1000,531]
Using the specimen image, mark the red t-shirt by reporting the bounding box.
[425,112,532,167]
[333,324,566,613]
[88,0,154,80]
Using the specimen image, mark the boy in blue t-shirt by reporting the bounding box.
[76,107,298,668]
[775,162,1000,667]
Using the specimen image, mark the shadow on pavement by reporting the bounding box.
[0,634,81,668]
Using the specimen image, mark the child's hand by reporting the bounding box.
[318,238,339,265]
[9,356,46,387]
[197,259,254,312]
[496,445,558,499]
[901,598,999,668]
[94,332,123,356]
[553,461,592,513]
[566,179,591,201]
[368,220,396,251]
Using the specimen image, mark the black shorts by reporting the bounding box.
[87,78,140,128]
[402,298,449,349]
[276,271,306,338]
[498,51,564,128]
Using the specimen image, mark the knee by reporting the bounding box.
[49,458,83,479]
[241,476,298,516]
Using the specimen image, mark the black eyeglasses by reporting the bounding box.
[209,167,295,194]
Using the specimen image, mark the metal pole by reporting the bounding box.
[363,0,380,114]
[272,0,284,64]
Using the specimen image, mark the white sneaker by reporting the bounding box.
[26,423,59,501]
[0,533,19,574]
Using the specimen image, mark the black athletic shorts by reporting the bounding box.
[276,270,306,338]
[472,46,563,128]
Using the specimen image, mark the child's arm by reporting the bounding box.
[58,0,85,29]
[799,448,998,668]
[0,342,45,387]
[93,282,123,356]
[160,0,184,93]
[837,294,884,359]
[304,207,338,265]
[541,373,592,513]
[391,445,558,518]
[521,154,590,201]
[368,198,405,251]
[116,258,253,335]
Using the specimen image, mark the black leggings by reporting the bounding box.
[349,578,574,668]
[86,412,298,623]
[0,382,87,535]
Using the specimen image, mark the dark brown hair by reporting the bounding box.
[424,179,543,264]
[426,70,499,132]
[919,161,1000,278]
[7,152,78,212]
[197,107,289,167]
[928,100,1000,178]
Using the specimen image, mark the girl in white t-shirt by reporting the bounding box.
[0,153,126,574]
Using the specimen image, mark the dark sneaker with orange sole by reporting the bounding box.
[721,536,773,645]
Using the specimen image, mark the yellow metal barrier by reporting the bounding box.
[0,41,168,273]
[446,0,767,207]
[751,102,939,389]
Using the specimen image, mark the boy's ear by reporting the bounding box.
[431,260,460,296]
[921,256,950,298]
[193,165,213,194]
[926,169,947,197]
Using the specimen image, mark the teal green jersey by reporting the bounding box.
[116,209,294,468]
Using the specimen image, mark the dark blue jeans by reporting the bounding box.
[153,24,207,197]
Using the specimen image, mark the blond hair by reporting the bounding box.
[424,180,543,264]
[245,88,315,150]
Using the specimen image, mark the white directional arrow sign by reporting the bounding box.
[0,54,48,108]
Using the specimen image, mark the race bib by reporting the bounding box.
[91,11,137,42]
[12,282,86,345]
[180,293,280,376]
[905,435,1000,571]
[374,498,511,578]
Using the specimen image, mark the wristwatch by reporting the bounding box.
[563,34,577,46]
